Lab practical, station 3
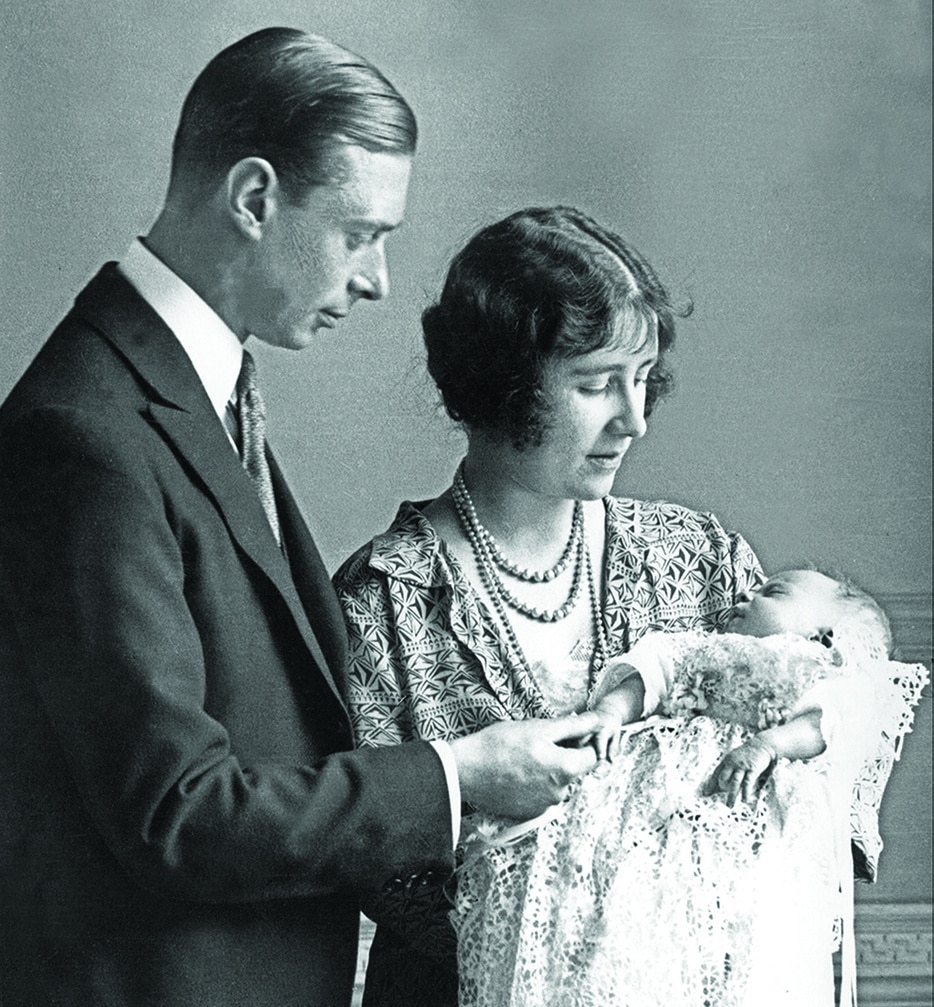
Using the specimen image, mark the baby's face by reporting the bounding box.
[726,569,842,640]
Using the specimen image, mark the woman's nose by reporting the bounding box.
[735,589,751,604]
[611,388,647,438]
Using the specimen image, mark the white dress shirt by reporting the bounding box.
[119,238,243,441]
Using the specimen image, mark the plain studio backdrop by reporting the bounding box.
[2,0,931,993]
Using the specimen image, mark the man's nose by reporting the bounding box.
[349,246,389,302]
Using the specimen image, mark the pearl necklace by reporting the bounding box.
[452,467,584,622]
[451,464,608,708]
[455,469,583,584]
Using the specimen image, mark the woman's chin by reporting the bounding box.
[576,472,619,500]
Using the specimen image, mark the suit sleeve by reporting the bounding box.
[0,405,453,903]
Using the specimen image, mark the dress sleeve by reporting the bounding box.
[793,670,892,780]
[333,551,461,956]
[333,553,414,748]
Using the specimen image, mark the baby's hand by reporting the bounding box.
[587,704,626,762]
[585,677,645,762]
[703,736,777,807]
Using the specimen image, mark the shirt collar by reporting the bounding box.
[117,238,243,419]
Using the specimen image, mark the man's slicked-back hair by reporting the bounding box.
[169,27,417,200]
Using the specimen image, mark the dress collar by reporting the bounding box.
[367,501,448,585]
[366,497,628,586]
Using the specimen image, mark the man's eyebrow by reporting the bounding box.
[345,217,405,234]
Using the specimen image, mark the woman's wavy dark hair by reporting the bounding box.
[422,206,689,449]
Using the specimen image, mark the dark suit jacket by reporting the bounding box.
[0,266,453,1006]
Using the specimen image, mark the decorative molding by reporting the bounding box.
[842,902,934,1006]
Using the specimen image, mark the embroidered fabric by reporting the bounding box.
[453,632,928,1007]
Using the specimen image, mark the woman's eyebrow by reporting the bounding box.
[570,355,658,376]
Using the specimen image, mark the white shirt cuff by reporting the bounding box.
[427,739,461,847]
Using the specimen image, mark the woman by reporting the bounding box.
[333,206,764,1006]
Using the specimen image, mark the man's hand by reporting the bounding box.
[449,714,602,821]
[703,735,777,807]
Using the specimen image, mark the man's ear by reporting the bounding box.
[225,157,279,239]
[810,627,835,649]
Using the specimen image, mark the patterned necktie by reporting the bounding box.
[235,350,281,546]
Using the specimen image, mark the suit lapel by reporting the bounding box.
[147,403,342,699]
[269,453,348,699]
[74,266,344,698]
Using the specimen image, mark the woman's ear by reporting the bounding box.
[225,157,279,239]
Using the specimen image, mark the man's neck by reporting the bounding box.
[145,209,247,342]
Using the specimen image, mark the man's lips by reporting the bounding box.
[317,310,348,329]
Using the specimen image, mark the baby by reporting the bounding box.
[454,570,927,1007]
[590,568,893,806]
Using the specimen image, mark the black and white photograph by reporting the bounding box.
[1,2,930,1005]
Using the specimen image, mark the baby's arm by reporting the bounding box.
[704,709,825,806]
[587,634,677,761]
[590,672,646,761]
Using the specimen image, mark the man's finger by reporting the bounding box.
[562,743,598,776]
[548,712,605,744]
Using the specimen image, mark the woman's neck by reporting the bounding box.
[459,451,580,570]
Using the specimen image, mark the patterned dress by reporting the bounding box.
[452,631,928,1007]
[333,495,763,1007]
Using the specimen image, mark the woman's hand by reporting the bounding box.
[703,735,777,807]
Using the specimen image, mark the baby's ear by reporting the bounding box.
[811,628,835,649]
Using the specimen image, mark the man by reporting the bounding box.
[0,28,599,1007]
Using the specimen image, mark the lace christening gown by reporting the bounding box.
[453,631,927,1007]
